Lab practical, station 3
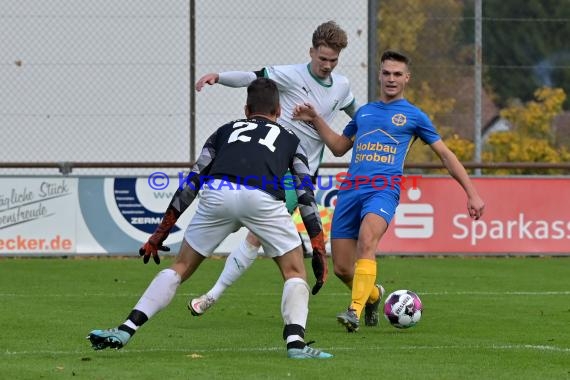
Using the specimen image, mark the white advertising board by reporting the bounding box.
[0,178,76,254]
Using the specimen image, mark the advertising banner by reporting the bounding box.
[387,177,570,254]
[0,178,76,254]
[1,175,568,255]
[75,176,247,255]
[312,175,570,254]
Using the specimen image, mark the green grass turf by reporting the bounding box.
[0,256,568,379]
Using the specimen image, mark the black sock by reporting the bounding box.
[118,309,148,336]
[118,324,135,336]
[283,324,306,350]
[286,340,306,350]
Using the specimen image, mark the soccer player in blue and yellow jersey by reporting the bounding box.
[293,50,485,332]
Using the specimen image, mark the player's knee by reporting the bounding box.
[333,262,353,282]
[281,264,307,281]
[357,240,380,259]
[246,232,261,247]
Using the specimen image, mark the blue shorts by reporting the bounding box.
[331,189,399,239]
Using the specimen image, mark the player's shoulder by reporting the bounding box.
[257,117,293,131]
[401,99,430,119]
[266,63,303,76]
[331,71,350,84]
[354,101,378,115]
[219,118,246,129]
[393,99,433,127]
[273,122,301,143]
[269,120,298,137]
[330,71,351,89]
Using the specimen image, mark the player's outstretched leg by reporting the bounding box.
[188,237,258,316]
[281,277,333,359]
[87,268,183,350]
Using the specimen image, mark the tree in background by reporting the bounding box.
[377,0,467,164]
[377,0,569,172]
[480,0,570,109]
[483,87,569,174]
[377,0,463,121]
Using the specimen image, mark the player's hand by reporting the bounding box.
[310,247,328,295]
[467,195,485,220]
[292,102,318,122]
[138,240,170,265]
[195,73,219,91]
[310,232,328,295]
[138,207,178,265]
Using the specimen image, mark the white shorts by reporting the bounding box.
[184,179,301,258]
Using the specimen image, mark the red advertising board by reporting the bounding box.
[375,177,570,254]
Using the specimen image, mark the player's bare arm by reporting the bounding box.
[293,103,352,156]
[195,73,219,91]
[196,71,259,91]
[430,140,485,220]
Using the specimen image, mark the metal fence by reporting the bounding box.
[1,0,568,175]
[1,1,191,176]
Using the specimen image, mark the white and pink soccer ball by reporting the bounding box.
[383,290,423,329]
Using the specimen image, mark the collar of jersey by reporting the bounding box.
[306,63,333,87]
[376,98,407,106]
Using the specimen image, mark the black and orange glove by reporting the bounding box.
[310,232,328,295]
[138,207,178,264]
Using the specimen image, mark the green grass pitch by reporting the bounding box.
[1,256,568,379]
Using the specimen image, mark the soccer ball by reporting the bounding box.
[383,289,423,329]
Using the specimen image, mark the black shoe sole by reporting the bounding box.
[87,334,124,350]
[336,316,359,333]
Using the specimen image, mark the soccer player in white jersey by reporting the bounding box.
[191,21,384,325]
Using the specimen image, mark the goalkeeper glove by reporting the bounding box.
[139,207,178,265]
[310,232,328,295]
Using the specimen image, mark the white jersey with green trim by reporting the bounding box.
[263,63,354,174]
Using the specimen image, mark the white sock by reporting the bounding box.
[281,277,309,335]
[207,239,258,300]
[132,269,181,320]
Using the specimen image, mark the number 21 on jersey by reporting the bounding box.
[228,121,284,152]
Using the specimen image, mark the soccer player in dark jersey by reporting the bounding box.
[293,50,485,332]
[87,78,332,359]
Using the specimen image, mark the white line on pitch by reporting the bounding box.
[3,344,569,356]
[0,291,569,297]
